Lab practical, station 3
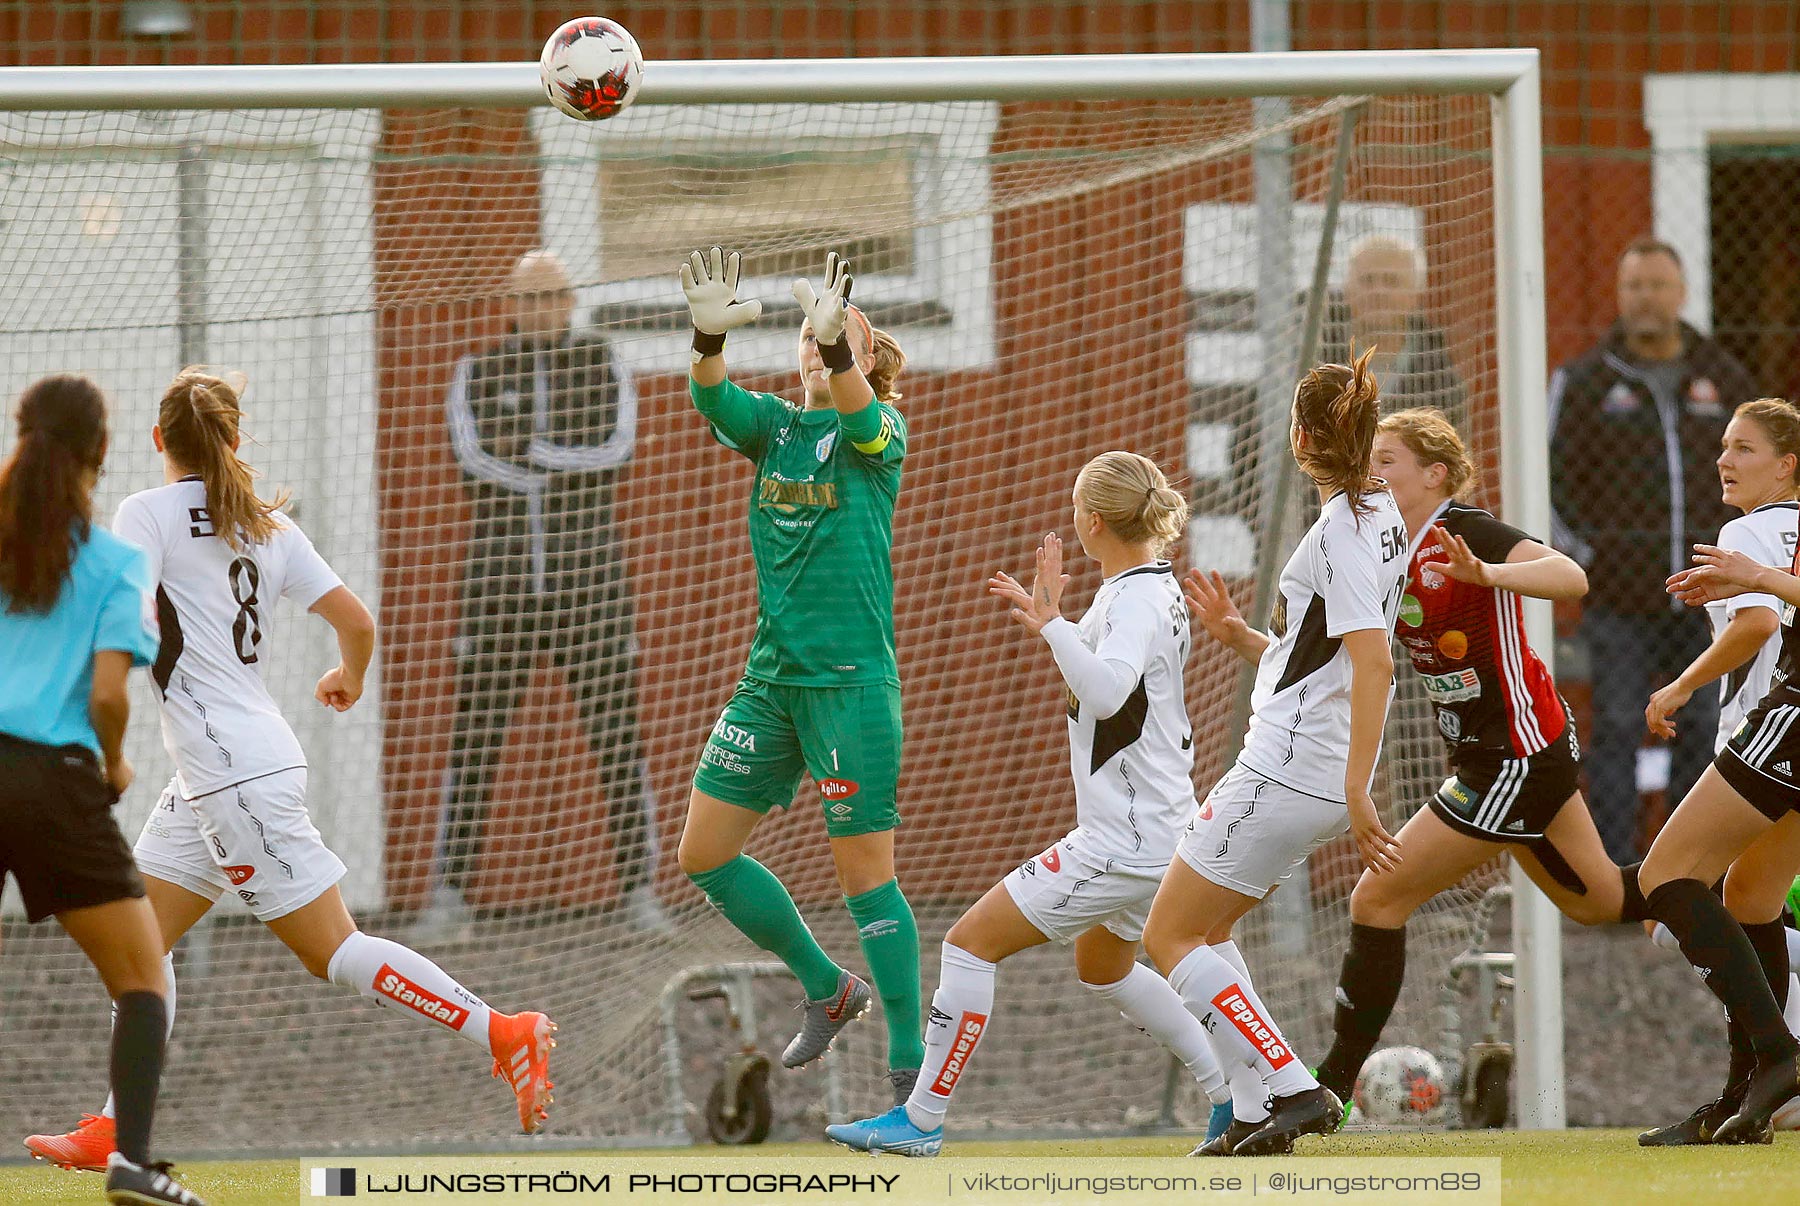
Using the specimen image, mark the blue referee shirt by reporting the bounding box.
[0,526,159,757]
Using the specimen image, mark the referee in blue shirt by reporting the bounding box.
[0,375,203,1206]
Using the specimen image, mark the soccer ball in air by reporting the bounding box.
[1353,1046,1449,1126]
[540,17,644,120]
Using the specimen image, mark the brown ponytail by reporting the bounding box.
[0,375,109,612]
[1293,345,1383,517]
[158,367,288,551]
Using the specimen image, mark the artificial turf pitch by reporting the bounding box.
[4,1130,1796,1204]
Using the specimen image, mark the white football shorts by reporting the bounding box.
[1002,833,1167,944]
[1176,763,1349,899]
[134,768,346,922]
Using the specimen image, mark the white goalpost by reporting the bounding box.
[0,49,1560,1149]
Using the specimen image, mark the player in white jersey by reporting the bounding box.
[827,453,1228,1156]
[1636,398,1800,1144]
[25,369,555,1173]
[1143,351,1408,1158]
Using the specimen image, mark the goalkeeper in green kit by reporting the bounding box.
[676,246,923,1102]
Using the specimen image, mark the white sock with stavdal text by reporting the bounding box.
[906,942,996,1131]
[1169,944,1317,1100]
[327,930,492,1050]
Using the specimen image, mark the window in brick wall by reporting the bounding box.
[535,102,998,373]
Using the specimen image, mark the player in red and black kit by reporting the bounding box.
[1312,409,1655,1107]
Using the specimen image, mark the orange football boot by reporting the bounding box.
[489,1011,556,1133]
[25,1113,116,1172]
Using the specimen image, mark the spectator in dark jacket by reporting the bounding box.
[1549,237,1757,861]
[423,249,668,935]
[1322,235,1467,431]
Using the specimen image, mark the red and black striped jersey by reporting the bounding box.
[1395,501,1566,760]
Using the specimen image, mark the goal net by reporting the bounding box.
[0,56,1542,1151]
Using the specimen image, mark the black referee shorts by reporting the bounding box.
[0,733,144,923]
[1716,691,1800,822]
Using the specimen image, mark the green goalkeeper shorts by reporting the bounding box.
[691,675,903,837]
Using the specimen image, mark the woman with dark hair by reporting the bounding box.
[1141,351,1411,1157]
[28,367,555,1176]
[0,375,203,1205]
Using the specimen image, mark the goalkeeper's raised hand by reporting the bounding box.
[791,251,853,349]
[680,246,762,356]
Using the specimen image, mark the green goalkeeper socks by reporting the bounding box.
[688,856,843,1000]
[846,878,925,1071]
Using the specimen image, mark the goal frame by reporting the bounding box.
[0,48,1561,1129]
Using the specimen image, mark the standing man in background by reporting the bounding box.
[1549,237,1757,861]
[1323,234,1466,429]
[427,249,668,935]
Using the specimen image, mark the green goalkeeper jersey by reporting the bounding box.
[691,377,907,687]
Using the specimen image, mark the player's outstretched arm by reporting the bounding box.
[1420,526,1586,601]
[1182,569,1269,665]
[1647,606,1779,740]
[681,245,762,388]
[311,586,376,712]
[1670,544,1800,608]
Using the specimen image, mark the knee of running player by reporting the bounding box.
[1724,860,1792,926]
[1349,868,1415,929]
[1140,912,1196,977]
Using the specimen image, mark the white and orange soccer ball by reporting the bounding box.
[539,16,644,120]
[1353,1045,1449,1126]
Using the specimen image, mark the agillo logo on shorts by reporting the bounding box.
[818,778,859,800]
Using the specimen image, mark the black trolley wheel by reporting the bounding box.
[704,1056,773,1145]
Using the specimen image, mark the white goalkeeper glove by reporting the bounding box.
[791,251,853,348]
[680,246,763,336]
